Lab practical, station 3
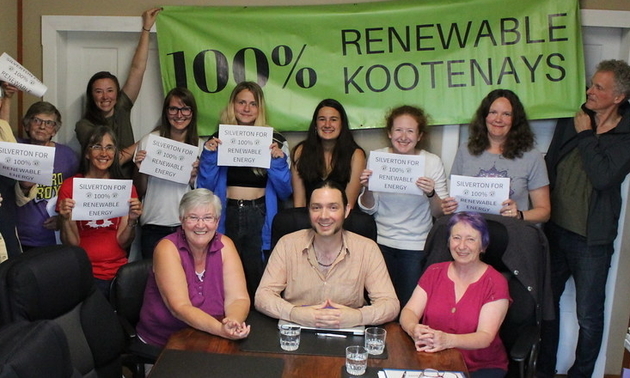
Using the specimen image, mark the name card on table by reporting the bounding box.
[139,134,198,184]
[0,141,55,185]
[217,124,272,168]
[71,178,132,221]
[449,174,510,215]
[367,150,425,195]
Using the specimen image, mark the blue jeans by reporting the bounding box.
[378,244,425,307]
[225,198,266,299]
[141,224,180,259]
[537,222,613,378]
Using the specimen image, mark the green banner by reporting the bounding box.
[156,0,584,134]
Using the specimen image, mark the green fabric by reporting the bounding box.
[156,0,584,134]
[551,147,591,237]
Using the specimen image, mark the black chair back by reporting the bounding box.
[271,207,377,250]
[0,245,125,378]
[0,320,80,378]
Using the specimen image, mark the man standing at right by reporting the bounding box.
[538,60,630,378]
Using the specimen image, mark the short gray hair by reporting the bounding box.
[179,188,222,219]
[596,59,630,99]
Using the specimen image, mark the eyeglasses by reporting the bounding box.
[184,215,218,224]
[31,117,57,129]
[167,106,193,116]
[89,144,116,152]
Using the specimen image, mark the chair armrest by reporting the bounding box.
[509,325,539,362]
[128,337,162,362]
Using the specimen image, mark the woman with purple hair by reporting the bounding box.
[400,212,511,378]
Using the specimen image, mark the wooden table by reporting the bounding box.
[157,312,469,378]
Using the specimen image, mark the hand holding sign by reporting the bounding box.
[217,125,273,168]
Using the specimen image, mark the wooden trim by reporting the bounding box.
[16,0,23,138]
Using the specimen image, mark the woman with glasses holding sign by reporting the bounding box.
[15,102,79,251]
[75,8,161,177]
[133,87,204,259]
[57,126,142,298]
[136,189,250,347]
[441,89,550,223]
[358,105,447,306]
[197,81,292,299]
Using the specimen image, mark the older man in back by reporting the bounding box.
[255,180,399,328]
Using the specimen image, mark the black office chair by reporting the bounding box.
[271,207,377,250]
[110,259,160,378]
[423,214,553,378]
[0,320,81,378]
[0,245,126,378]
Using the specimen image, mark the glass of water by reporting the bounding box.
[346,345,368,376]
[364,327,386,355]
[279,324,301,351]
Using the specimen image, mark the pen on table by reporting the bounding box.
[316,332,347,338]
[401,371,407,378]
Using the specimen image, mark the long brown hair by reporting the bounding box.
[467,89,534,160]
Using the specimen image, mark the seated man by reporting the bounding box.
[255,180,399,328]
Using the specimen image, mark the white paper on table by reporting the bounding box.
[217,124,272,168]
[380,369,465,378]
[367,150,425,195]
[139,134,198,185]
[71,178,132,221]
[449,174,510,215]
[0,141,55,186]
[0,53,48,97]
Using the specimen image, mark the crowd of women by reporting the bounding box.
[2,7,630,378]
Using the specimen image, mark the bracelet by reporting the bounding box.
[127,221,138,228]
[517,210,524,220]
[142,27,151,32]
[427,189,436,198]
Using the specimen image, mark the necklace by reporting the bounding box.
[313,242,344,268]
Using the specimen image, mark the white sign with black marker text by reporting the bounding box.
[449,174,510,215]
[139,134,198,184]
[71,178,132,221]
[367,150,425,195]
[0,141,55,185]
[217,124,272,169]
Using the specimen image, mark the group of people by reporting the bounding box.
[1,7,629,376]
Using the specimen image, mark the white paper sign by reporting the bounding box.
[0,141,55,185]
[0,53,48,97]
[449,174,510,215]
[139,134,198,184]
[367,150,425,195]
[217,124,272,168]
[71,178,132,221]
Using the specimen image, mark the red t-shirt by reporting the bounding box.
[57,175,138,280]
[419,262,511,372]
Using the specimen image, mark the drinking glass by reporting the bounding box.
[345,345,368,376]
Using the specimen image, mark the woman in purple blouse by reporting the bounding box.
[137,188,250,347]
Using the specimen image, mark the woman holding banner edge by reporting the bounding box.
[197,81,292,300]
[133,87,204,259]
[358,105,447,306]
[441,89,550,223]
